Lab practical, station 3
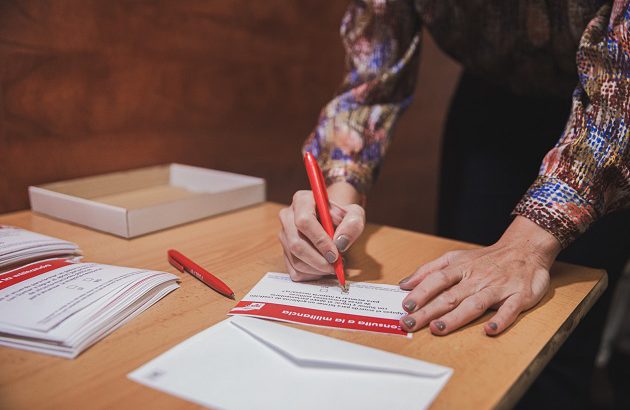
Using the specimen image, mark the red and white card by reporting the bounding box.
[228,272,410,337]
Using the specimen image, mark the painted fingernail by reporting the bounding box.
[335,235,349,252]
[403,300,417,312]
[325,251,337,264]
[434,321,446,331]
[402,316,416,329]
[399,275,412,285]
[488,322,498,331]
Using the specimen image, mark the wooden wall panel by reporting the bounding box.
[0,0,460,234]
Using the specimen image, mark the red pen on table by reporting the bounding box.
[303,152,348,291]
[167,249,235,299]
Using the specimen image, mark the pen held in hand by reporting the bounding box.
[167,249,235,299]
[303,152,347,291]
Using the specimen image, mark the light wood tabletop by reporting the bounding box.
[0,203,607,410]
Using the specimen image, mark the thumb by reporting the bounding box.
[332,204,365,253]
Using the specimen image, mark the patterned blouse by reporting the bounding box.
[304,0,630,247]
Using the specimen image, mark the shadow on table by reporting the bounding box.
[344,225,384,282]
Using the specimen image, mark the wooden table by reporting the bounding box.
[0,203,607,409]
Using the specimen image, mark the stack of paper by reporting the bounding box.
[0,226,81,270]
[130,316,453,410]
[0,258,179,358]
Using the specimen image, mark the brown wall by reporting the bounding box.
[0,0,460,234]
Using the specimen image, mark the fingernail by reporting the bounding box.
[399,275,412,285]
[325,251,337,264]
[434,321,446,331]
[488,322,498,331]
[335,235,349,252]
[403,300,416,312]
[402,316,416,329]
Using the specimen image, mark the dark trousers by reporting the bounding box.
[438,72,630,409]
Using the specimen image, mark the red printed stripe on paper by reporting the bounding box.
[229,301,407,336]
[0,259,72,290]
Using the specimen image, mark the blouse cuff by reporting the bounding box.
[323,163,374,196]
[512,176,598,248]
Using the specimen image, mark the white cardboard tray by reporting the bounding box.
[29,164,266,238]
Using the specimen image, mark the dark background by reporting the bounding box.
[0,0,461,233]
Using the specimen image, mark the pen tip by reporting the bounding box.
[229,293,235,300]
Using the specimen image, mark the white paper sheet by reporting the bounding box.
[0,226,80,269]
[129,316,452,410]
[229,272,410,336]
[0,258,179,358]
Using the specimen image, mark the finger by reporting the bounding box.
[279,207,334,272]
[332,204,365,253]
[400,283,475,330]
[278,232,333,276]
[485,294,523,336]
[283,253,327,282]
[329,200,345,225]
[292,191,339,263]
[399,250,462,290]
[429,288,503,335]
[401,269,463,314]
[282,252,297,278]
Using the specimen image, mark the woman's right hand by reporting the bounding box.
[278,183,366,282]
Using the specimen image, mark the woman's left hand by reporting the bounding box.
[399,216,562,336]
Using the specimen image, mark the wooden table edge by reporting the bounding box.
[495,270,608,410]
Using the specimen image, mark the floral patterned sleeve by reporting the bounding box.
[514,1,630,247]
[303,0,421,194]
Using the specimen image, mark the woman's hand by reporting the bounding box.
[399,216,562,336]
[278,182,365,281]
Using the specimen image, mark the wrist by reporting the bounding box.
[499,216,562,265]
[327,181,364,206]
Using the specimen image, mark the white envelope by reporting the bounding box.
[129,316,452,410]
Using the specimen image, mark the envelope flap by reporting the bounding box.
[230,316,451,378]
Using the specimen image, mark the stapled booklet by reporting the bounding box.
[0,257,179,358]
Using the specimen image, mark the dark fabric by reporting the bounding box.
[437,72,630,410]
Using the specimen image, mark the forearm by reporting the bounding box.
[304,0,421,196]
[514,1,630,247]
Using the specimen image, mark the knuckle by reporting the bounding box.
[293,190,310,203]
[349,204,366,218]
[472,298,487,313]
[520,290,534,302]
[294,215,311,231]
[459,265,474,280]
[439,292,459,309]
[414,286,430,300]
[436,270,451,285]
[278,207,289,220]
[345,214,364,229]
[291,258,306,270]
[444,250,461,261]
[312,235,330,250]
[288,241,304,256]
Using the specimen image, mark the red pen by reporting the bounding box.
[303,152,347,291]
[167,249,235,299]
